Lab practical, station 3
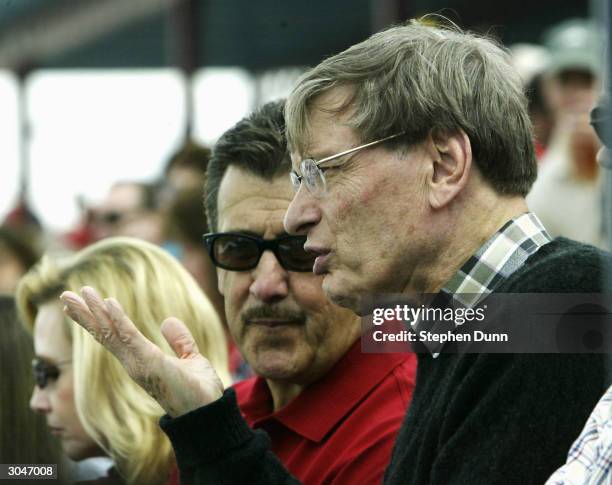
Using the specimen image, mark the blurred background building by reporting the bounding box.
[0,0,600,234]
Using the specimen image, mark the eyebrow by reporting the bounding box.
[319,150,361,167]
[305,143,367,167]
[224,229,290,238]
[303,150,335,161]
[307,133,406,165]
[226,229,260,237]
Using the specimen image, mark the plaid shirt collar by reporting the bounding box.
[440,212,552,307]
[424,212,552,357]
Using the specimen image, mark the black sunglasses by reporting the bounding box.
[32,358,71,389]
[203,232,315,272]
[591,103,611,148]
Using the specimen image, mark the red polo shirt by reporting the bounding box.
[233,342,416,484]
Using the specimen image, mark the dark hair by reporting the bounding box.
[205,100,291,231]
[140,182,162,211]
[165,141,212,175]
[0,295,65,471]
[0,227,40,271]
[525,74,549,117]
[166,188,209,243]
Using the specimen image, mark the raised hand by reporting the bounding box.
[60,286,224,417]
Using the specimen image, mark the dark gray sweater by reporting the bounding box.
[161,238,608,485]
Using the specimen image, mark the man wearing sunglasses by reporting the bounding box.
[63,100,416,484]
[200,100,415,484]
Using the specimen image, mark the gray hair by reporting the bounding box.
[285,19,537,196]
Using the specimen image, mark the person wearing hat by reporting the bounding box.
[527,18,605,248]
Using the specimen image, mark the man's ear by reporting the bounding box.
[427,129,472,210]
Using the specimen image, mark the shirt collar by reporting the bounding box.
[239,340,409,443]
[440,212,552,307]
[425,212,552,356]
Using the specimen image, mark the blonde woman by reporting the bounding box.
[16,237,230,485]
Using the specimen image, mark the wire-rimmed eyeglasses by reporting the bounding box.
[290,132,405,197]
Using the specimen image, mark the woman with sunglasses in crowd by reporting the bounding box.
[0,295,71,483]
[16,237,231,485]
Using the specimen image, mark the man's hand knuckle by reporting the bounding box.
[118,330,132,344]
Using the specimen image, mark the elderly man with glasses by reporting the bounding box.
[63,20,608,485]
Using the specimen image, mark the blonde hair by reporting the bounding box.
[16,237,231,485]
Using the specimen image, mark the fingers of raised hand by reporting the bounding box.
[80,286,117,341]
[63,289,161,382]
[104,297,154,361]
[104,297,133,341]
[60,289,105,340]
[62,288,131,356]
[161,317,201,359]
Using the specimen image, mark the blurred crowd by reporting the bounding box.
[1,138,251,371]
[0,138,251,483]
[512,19,605,247]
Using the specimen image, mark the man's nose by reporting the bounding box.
[30,386,51,415]
[249,251,289,304]
[284,185,322,235]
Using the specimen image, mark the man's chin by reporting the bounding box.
[322,274,363,315]
[250,351,303,380]
[255,363,301,381]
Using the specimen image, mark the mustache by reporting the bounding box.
[241,305,307,325]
